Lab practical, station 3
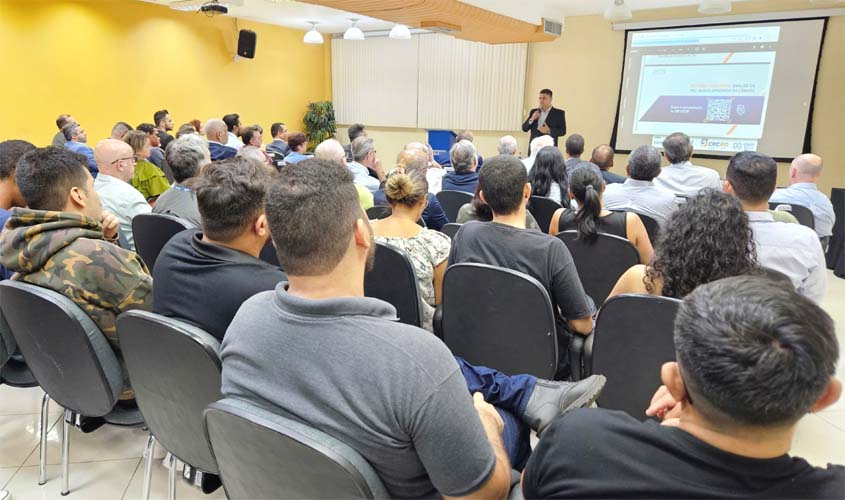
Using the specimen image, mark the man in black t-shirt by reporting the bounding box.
[522,275,844,499]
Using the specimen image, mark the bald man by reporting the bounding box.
[93,139,152,251]
[404,141,445,194]
[205,119,237,161]
[591,144,625,185]
[770,154,835,239]
[314,139,374,210]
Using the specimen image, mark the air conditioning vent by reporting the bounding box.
[542,18,563,36]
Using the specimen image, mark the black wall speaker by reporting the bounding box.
[237,29,257,59]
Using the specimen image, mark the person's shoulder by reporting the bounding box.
[70,237,150,275]
[545,408,644,446]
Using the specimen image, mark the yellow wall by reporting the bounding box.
[0,0,330,146]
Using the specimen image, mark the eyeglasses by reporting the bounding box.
[111,155,138,165]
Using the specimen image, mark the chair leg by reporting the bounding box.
[141,434,156,500]
[167,453,177,500]
[38,392,49,485]
[60,409,71,496]
[0,488,9,499]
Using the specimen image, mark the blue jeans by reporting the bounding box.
[456,357,535,470]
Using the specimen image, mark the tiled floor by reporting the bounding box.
[1,270,844,499]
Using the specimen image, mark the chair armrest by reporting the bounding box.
[568,332,592,381]
[433,305,443,340]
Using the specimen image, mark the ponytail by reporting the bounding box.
[570,167,604,242]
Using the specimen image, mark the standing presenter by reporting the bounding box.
[522,88,566,151]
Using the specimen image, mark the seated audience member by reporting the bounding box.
[529,147,569,205]
[110,122,133,141]
[344,123,367,162]
[373,150,449,230]
[603,145,677,226]
[0,140,36,279]
[176,123,197,138]
[190,119,203,134]
[654,132,722,196]
[591,144,624,185]
[92,139,152,251]
[770,153,835,240]
[609,189,755,299]
[497,135,518,156]
[205,119,237,161]
[237,145,273,169]
[563,134,586,173]
[522,135,554,173]
[522,275,843,499]
[313,139,373,210]
[222,113,242,150]
[457,184,540,230]
[550,168,652,264]
[52,114,75,147]
[725,151,826,303]
[282,132,311,165]
[266,122,290,157]
[240,125,263,148]
[221,160,605,497]
[442,140,480,194]
[153,157,285,341]
[404,141,445,194]
[136,123,167,171]
[152,133,209,227]
[449,155,594,372]
[453,130,484,169]
[348,136,385,191]
[154,109,175,150]
[62,123,98,177]
[123,130,170,201]
[0,147,151,388]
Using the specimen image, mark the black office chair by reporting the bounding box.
[117,311,223,499]
[528,196,562,234]
[364,243,423,328]
[366,205,392,220]
[556,231,640,306]
[769,202,816,230]
[0,281,143,495]
[132,213,193,270]
[435,190,473,223]
[588,294,681,420]
[440,223,462,240]
[439,263,558,379]
[205,398,389,500]
[636,213,660,244]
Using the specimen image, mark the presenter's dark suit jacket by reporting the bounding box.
[522,107,566,146]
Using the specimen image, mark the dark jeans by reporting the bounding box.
[456,357,535,470]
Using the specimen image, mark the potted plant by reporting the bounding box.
[303,101,337,152]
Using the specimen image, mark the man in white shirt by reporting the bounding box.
[222,113,243,150]
[654,132,722,197]
[522,135,554,174]
[348,136,384,193]
[603,145,677,226]
[725,151,826,303]
[92,139,152,251]
[769,154,835,239]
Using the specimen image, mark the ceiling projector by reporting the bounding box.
[200,2,228,15]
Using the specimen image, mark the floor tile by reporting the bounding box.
[24,422,152,466]
[792,413,845,467]
[4,458,139,499]
[122,458,226,500]
[0,387,56,417]
[0,467,18,489]
[0,413,59,468]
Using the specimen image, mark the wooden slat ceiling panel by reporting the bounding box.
[300,0,556,44]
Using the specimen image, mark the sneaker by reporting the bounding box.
[522,375,606,435]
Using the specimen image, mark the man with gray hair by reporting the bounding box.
[603,145,677,226]
[152,134,210,227]
[348,136,384,193]
[405,141,445,194]
[110,122,133,141]
[497,135,518,156]
[654,132,722,196]
[315,138,374,210]
[522,135,554,174]
[442,140,479,194]
[205,119,237,161]
[769,154,835,240]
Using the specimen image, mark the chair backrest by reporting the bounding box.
[556,231,640,306]
[131,213,193,270]
[364,243,423,328]
[366,205,392,220]
[117,311,222,473]
[440,223,462,240]
[591,294,681,419]
[205,398,388,500]
[528,196,562,234]
[435,190,473,223]
[0,281,122,416]
[635,212,660,243]
[769,202,816,229]
[441,263,558,378]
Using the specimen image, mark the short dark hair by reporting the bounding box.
[287,132,307,152]
[348,123,366,142]
[540,89,553,98]
[726,151,777,203]
[479,155,528,216]
[136,123,156,135]
[662,132,692,164]
[270,122,285,137]
[0,140,36,180]
[16,147,90,211]
[627,145,662,181]
[240,126,259,146]
[565,134,585,156]
[223,114,240,133]
[194,157,270,241]
[266,158,360,275]
[675,275,838,427]
[153,109,169,127]
[62,123,80,141]
[56,114,72,130]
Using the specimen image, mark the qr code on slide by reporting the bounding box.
[705,98,732,122]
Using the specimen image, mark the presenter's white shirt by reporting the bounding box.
[538,107,552,128]
[93,173,152,251]
[654,161,722,197]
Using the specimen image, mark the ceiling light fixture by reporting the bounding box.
[698,0,732,14]
[344,18,365,41]
[303,22,324,44]
[604,0,632,21]
[389,24,412,40]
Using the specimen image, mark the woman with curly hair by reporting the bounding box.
[608,189,760,299]
[529,146,569,205]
